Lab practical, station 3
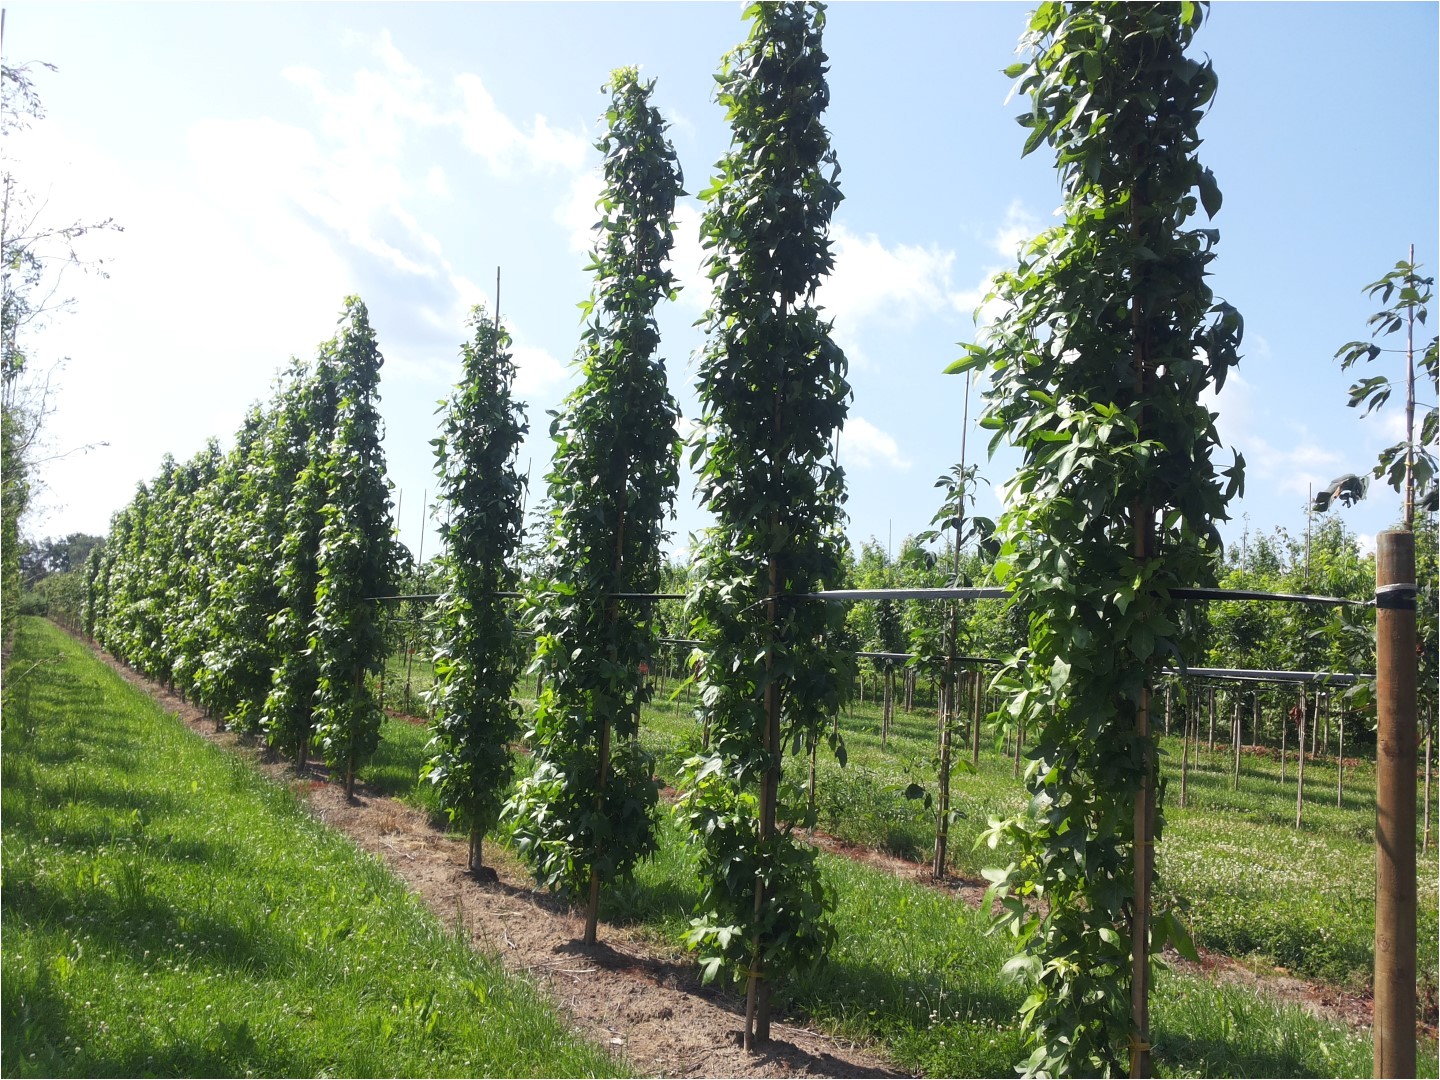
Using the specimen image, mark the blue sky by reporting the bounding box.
[8,2,1437,566]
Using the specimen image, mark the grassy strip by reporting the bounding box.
[601,813,1401,1077]
[630,684,1439,996]
[360,702,1433,1077]
[1,619,623,1079]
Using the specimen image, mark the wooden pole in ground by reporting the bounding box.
[1294,686,1307,830]
[971,666,982,768]
[1232,694,1241,790]
[1207,686,1216,754]
[1424,731,1433,855]
[1336,703,1345,808]
[1164,682,1172,736]
[932,610,957,880]
[1373,528,1417,1078]
[1180,699,1190,809]
[1280,698,1288,784]
[744,549,782,1049]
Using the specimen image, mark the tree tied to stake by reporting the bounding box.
[506,68,682,945]
[954,3,1243,1074]
[678,1,854,1048]
[424,305,529,876]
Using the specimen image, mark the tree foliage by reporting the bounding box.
[506,68,682,941]
[312,297,398,795]
[677,1,853,1035]
[425,307,529,872]
[1331,254,1439,523]
[954,3,1243,1072]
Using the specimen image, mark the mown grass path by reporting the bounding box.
[1,618,622,1079]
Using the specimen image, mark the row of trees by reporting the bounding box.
[80,13,855,1049]
[83,299,398,795]
[66,3,1432,1075]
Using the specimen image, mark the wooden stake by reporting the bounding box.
[1179,699,1190,809]
[1294,687,1307,831]
[971,666,982,768]
[1373,529,1416,1078]
[1231,694,1241,791]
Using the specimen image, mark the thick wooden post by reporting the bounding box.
[1374,529,1417,1079]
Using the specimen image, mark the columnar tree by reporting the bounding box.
[424,306,528,874]
[312,297,397,797]
[955,3,1243,1074]
[678,2,853,1048]
[507,67,683,945]
[263,352,340,767]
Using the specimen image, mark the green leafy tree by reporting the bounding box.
[677,2,853,1047]
[424,307,529,874]
[507,68,683,945]
[312,297,398,796]
[1328,251,1439,524]
[954,3,1244,1073]
[263,351,341,766]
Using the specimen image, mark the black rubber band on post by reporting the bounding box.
[1375,583,1417,611]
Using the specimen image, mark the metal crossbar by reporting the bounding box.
[372,585,1367,606]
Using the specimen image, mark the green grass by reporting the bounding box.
[630,683,1440,998]
[372,675,1436,1077]
[1,619,624,1079]
[597,812,1404,1077]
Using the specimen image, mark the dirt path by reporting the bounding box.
[92,647,905,1080]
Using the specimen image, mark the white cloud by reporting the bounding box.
[991,198,1040,260]
[511,343,571,399]
[820,224,959,328]
[557,169,606,255]
[453,73,588,174]
[842,416,911,471]
[668,202,712,313]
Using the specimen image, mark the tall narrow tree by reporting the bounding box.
[313,297,398,797]
[506,68,683,945]
[955,3,1243,1074]
[425,306,528,875]
[677,2,853,1048]
[264,350,341,767]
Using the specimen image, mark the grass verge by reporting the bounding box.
[1,618,624,1079]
